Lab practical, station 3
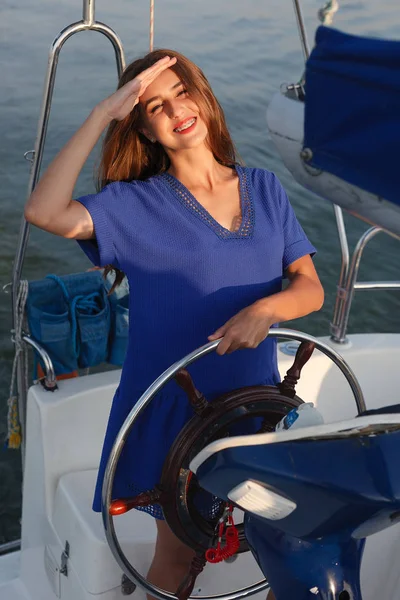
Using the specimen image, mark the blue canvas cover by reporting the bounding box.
[304,26,400,207]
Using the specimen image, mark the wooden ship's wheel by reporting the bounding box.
[109,341,315,599]
[102,329,365,600]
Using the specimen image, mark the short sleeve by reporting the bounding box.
[75,183,119,267]
[273,175,316,271]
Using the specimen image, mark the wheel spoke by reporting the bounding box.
[109,488,164,515]
[279,341,315,398]
[174,369,212,416]
[175,553,207,600]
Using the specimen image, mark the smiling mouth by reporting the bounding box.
[173,117,197,133]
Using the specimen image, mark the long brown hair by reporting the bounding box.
[99,49,240,291]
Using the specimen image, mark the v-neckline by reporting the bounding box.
[160,164,254,240]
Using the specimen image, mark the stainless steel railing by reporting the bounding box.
[330,227,400,343]
[10,0,126,462]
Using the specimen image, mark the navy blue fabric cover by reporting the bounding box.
[304,26,400,206]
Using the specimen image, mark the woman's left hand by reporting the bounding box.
[207,256,324,356]
[208,301,273,356]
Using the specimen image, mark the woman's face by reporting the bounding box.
[139,68,208,151]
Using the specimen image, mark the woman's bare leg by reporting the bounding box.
[146,519,196,600]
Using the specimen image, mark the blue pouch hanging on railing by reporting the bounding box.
[26,271,111,374]
[71,288,110,369]
[105,274,129,366]
[26,277,77,375]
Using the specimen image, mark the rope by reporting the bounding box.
[6,280,29,449]
[318,0,339,26]
[149,0,154,52]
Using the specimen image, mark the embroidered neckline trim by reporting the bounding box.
[160,165,254,240]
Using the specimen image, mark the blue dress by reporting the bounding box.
[76,165,316,517]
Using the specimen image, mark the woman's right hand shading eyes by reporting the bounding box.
[97,56,177,122]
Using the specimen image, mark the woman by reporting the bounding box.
[25,50,324,599]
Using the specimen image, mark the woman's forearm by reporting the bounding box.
[24,106,111,228]
[256,273,324,324]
